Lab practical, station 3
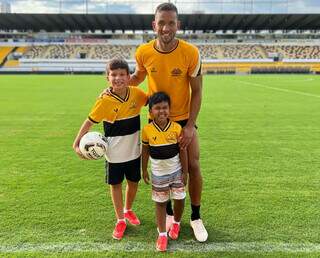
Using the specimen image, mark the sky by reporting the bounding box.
[2,0,320,14]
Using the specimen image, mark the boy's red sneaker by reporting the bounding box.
[168,222,180,240]
[124,210,140,225]
[112,221,127,240]
[156,235,168,252]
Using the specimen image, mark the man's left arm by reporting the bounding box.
[179,75,202,149]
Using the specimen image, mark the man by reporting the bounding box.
[129,2,208,242]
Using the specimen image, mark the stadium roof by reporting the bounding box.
[0,13,320,32]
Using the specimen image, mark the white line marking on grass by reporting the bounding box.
[1,241,320,253]
[252,77,315,82]
[235,80,320,99]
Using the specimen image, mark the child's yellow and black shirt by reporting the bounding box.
[88,86,147,163]
[142,120,182,176]
[135,39,201,121]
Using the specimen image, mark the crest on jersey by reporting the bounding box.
[171,68,182,76]
[129,101,137,109]
[166,132,176,143]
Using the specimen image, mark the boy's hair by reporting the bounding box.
[149,92,171,110]
[106,58,129,75]
[155,2,178,16]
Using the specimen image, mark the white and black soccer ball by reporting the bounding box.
[79,132,108,160]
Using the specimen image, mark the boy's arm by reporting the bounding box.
[141,144,150,184]
[72,118,94,159]
[179,148,188,186]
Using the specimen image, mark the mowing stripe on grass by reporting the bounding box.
[1,242,320,253]
[236,80,320,99]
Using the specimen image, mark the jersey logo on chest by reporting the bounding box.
[129,101,137,109]
[171,68,182,77]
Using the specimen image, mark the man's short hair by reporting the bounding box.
[155,2,178,16]
[149,92,171,109]
[106,58,129,75]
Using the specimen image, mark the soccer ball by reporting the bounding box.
[79,131,108,160]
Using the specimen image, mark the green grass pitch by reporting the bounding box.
[0,74,319,257]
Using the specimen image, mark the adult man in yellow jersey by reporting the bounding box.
[130,3,208,242]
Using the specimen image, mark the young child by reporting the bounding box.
[141,92,188,252]
[73,58,147,240]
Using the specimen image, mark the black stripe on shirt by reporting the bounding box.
[103,115,140,137]
[149,143,179,160]
[88,116,99,124]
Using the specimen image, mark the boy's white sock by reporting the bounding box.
[123,208,132,213]
[159,232,167,237]
[173,220,180,225]
[117,218,126,223]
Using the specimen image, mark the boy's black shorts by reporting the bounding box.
[105,156,141,185]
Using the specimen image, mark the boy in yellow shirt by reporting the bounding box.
[142,92,188,251]
[73,59,147,240]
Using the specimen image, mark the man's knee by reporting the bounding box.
[188,158,200,177]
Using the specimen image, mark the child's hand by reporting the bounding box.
[182,172,188,186]
[143,170,150,184]
[73,146,89,160]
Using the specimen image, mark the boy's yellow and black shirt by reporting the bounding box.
[142,120,181,159]
[142,120,182,175]
[89,86,147,136]
[135,39,201,121]
[88,86,147,163]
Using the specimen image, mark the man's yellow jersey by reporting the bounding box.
[135,39,201,121]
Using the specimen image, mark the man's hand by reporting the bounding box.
[179,124,196,149]
[143,170,150,184]
[98,88,111,99]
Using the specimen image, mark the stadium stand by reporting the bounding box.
[0,13,320,74]
[219,45,266,59]
[23,45,137,60]
[0,46,14,65]
[21,44,320,61]
[4,60,19,67]
[264,45,320,59]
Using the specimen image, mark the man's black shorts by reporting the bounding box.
[105,156,141,185]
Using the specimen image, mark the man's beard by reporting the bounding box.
[159,33,175,45]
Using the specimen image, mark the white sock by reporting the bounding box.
[117,218,126,223]
[159,232,167,237]
[173,220,180,225]
[124,208,131,213]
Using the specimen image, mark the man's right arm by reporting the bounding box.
[129,68,147,86]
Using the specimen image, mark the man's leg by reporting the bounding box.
[188,132,208,242]
[187,132,202,210]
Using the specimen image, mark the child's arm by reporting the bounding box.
[141,144,150,184]
[179,148,188,186]
[72,118,94,159]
